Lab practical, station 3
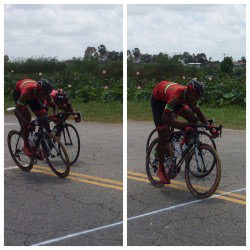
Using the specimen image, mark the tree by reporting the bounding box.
[220,56,234,74]
[84,47,97,59]
[4,55,9,62]
[241,56,246,63]
[107,51,119,61]
[140,53,152,63]
[195,53,208,64]
[132,48,140,61]
[98,45,107,56]
[97,44,107,61]
[172,54,182,63]
[182,52,194,64]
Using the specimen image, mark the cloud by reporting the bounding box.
[128,4,246,61]
[4,4,123,60]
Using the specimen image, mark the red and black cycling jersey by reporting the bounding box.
[44,90,73,113]
[153,80,189,112]
[15,78,52,106]
[15,79,39,105]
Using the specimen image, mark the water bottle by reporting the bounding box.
[33,133,38,144]
[174,141,182,157]
[28,133,35,148]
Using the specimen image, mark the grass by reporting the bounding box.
[128,101,246,130]
[4,97,246,129]
[4,97,122,123]
[71,100,122,123]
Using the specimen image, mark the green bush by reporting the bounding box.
[4,57,123,103]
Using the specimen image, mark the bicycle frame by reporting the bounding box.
[51,112,80,145]
[30,119,51,161]
[168,124,221,172]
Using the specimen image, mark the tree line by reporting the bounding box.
[127,48,246,65]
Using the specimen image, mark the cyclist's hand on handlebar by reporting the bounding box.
[74,114,81,123]
[184,125,195,135]
[208,125,219,138]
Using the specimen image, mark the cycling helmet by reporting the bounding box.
[187,79,204,96]
[37,78,53,94]
[56,89,68,102]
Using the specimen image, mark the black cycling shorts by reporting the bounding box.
[13,89,44,113]
[150,95,183,127]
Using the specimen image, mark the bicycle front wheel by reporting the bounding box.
[7,130,33,172]
[42,133,70,178]
[146,138,165,187]
[197,131,217,150]
[58,123,80,166]
[185,143,221,198]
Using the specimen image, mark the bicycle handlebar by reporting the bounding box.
[188,123,222,137]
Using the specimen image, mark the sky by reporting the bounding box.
[128,4,246,61]
[4,4,123,60]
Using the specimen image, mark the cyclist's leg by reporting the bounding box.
[29,100,50,132]
[157,126,171,163]
[13,90,32,155]
[150,95,170,183]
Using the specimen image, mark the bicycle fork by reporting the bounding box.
[194,145,206,173]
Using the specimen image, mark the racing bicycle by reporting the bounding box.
[146,119,217,153]
[7,108,70,178]
[146,123,222,198]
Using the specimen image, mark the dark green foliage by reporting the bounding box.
[128,54,246,107]
[220,56,234,74]
[4,56,123,103]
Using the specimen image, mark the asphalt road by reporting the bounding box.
[4,115,123,246]
[127,120,246,246]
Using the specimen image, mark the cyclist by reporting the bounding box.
[151,79,218,184]
[43,88,81,123]
[14,78,53,157]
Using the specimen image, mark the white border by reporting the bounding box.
[1,1,4,248]
[2,0,248,248]
[123,3,128,247]
[246,1,249,248]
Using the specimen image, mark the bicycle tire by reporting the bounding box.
[146,128,157,153]
[42,133,70,178]
[197,130,217,151]
[7,130,33,172]
[146,138,165,187]
[57,123,80,166]
[185,143,221,198]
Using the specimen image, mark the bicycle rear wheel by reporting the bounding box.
[185,143,221,198]
[42,133,70,178]
[146,138,165,187]
[58,123,80,165]
[146,128,157,153]
[7,130,33,171]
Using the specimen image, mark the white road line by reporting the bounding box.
[127,187,246,221]
[32,221,123,246]
[4,123,18,126]
[32,187,246,246]
[4,166,19,170]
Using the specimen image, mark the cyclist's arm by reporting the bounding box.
[162,110,187,130]
[191,106,208,124]
[46,96,58,114]
[163,97,188,129]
